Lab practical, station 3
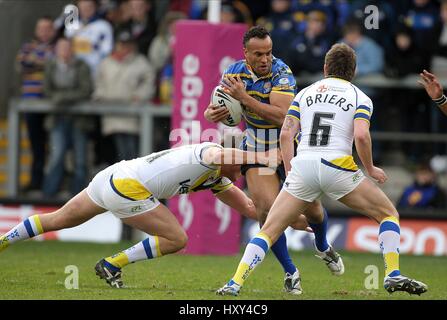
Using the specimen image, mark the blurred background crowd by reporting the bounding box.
[1,0,446,212]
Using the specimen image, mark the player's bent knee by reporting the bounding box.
[173,231,188,250]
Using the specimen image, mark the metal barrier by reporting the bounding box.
[6,73,447,197]
[7,98,172,197]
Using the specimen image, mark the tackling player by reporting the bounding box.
[217,43,428,296]
[0,142,309,288]
[205,26,342,295]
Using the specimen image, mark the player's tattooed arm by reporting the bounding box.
[280,115,300,174]
[283,116,296,131]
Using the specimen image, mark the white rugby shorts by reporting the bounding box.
[86,163,160,218]
[283,154,365,202]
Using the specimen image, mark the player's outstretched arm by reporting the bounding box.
[215,185,257,220]
[202,146,281,167]
[354,120,387,184]
[280,115,300,174]
[418,69,447,116]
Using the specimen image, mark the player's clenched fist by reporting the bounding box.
[204,103,230,123]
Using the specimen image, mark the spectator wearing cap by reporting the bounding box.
[64,0,114,77]
[397,164,446,209]
[287,10,334,75]
[95,30,156,160]
[16,16,55,192]
[42,37,93,198]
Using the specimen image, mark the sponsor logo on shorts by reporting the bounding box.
[131,205,143,213]
[179,179,191,194]
[352,172,362,183]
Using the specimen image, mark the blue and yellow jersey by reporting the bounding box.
[222,57,296,151]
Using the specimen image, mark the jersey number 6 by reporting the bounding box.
[309,112,335,147]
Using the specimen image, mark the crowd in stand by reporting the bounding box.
[14,0,447,207]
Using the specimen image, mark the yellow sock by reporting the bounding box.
[105,252,130,269]
[384,252,400,276]
[379,216,401,277]
[0,235,9,252]
[232,232,272,286]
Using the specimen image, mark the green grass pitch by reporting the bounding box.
[0,241,446,300]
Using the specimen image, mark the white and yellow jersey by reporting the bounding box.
[282,77,371,202]
[287,77,373,157]
[110,142,233,201]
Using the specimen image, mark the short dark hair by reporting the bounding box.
[77,0,99,5]
[243,25,270,48]
[342,19,362,36]
[324,43,356,82]
[38,15,53,23]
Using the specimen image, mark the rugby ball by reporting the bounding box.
[211,86,243,127]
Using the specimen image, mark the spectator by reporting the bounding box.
[437,0,447,56]
[348,0,396,54]
[385,25,427,78]
[101,0,133,28]
[16,16,55,193]
[397,164,446,209]
[341,19,384,77]
[120,0,157,55]
[65,0,114,77]
[341,19,384,161]
[95,30,156,160]
[294,0,350,32]
[64,0,114,168]
[169,0,193,17]
[383,26,431,158]
[148,11,186,104]
[220,2,246,24]
[432,0,447,76]
[399,0,440,70]
[233,0,267,24]
[198,0,252,25]
[257,0,298,60]
[287,10,334,75]
[42,38,93,198]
